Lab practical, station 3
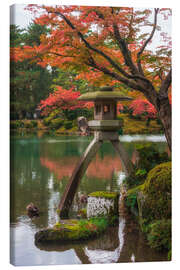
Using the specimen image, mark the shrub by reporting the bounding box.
[135,143,170,173]
[23,121,34,128]
[50,118,64,129]
[10,120,22,129]
[147,219,171,251]
[43,117,52,126]
[124,144,169,190]
[142,162,171,221]
[30,120,38,127]
[125,184,143,213]
[64,120,73,130]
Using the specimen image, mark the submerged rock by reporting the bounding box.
[26,202,39,217]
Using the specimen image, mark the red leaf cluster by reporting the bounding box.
[129,99,157,119]
[39,86,93,115]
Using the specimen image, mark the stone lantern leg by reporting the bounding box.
[58,87,134,218]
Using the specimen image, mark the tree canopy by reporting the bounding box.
[11,5,172,150]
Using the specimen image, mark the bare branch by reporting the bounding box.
[137,8,159,74]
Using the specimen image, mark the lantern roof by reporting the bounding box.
[78,86,133,101]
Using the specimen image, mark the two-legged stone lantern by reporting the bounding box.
[58,86,134,218]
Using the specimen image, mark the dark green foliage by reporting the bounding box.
[125,184,143,213]
[135,143,170,172]
[50,119,64,129]
[125,193,138,210]
[168,249,172,261]
[42,117,51,126]
[124,143,170,189]
[63,108,93,121]
[30,120,38,127]
[147,219,171,251]
[10,23,55,120]
[64,120,73,130]
[23,121,34,129]
[10,120,21,129]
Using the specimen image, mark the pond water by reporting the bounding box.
[10,133,168,266]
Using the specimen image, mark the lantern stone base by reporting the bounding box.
[88,120,123,131]
[87,191,119,219]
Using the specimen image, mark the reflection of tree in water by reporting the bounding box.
[10,137,51,228]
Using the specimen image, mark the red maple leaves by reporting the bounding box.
[129,99,157,119]
[38,86,93,115]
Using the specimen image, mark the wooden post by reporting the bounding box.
[58,138,102,218]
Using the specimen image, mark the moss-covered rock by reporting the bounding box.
[35,217,109,243]
[141,162,171,222]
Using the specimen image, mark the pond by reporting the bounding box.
[10,133,168,266]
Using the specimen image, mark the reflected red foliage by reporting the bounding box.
[40,154,124,180]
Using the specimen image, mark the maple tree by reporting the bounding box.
[39,85,93,117]
[11,5,172,150]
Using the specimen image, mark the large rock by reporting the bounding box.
[87,191,119,219]
[77,116,90,135]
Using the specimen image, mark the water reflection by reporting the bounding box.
[35,213,167,264]
[10,134,168,266]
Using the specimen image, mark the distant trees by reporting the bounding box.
[10,23,54,119]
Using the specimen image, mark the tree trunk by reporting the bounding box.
[157,96,172,152]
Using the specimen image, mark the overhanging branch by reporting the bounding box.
[86,56,146,92]
[137,8,159,74]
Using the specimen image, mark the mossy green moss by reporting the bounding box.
[147,219,171,251]
[35,217,109,243]
[142,162,171,221]
[88,191,119,199]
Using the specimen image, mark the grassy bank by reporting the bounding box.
[10,113,163,135]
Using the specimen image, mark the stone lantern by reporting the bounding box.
[58,86,134,218]
[79,86,132,140]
